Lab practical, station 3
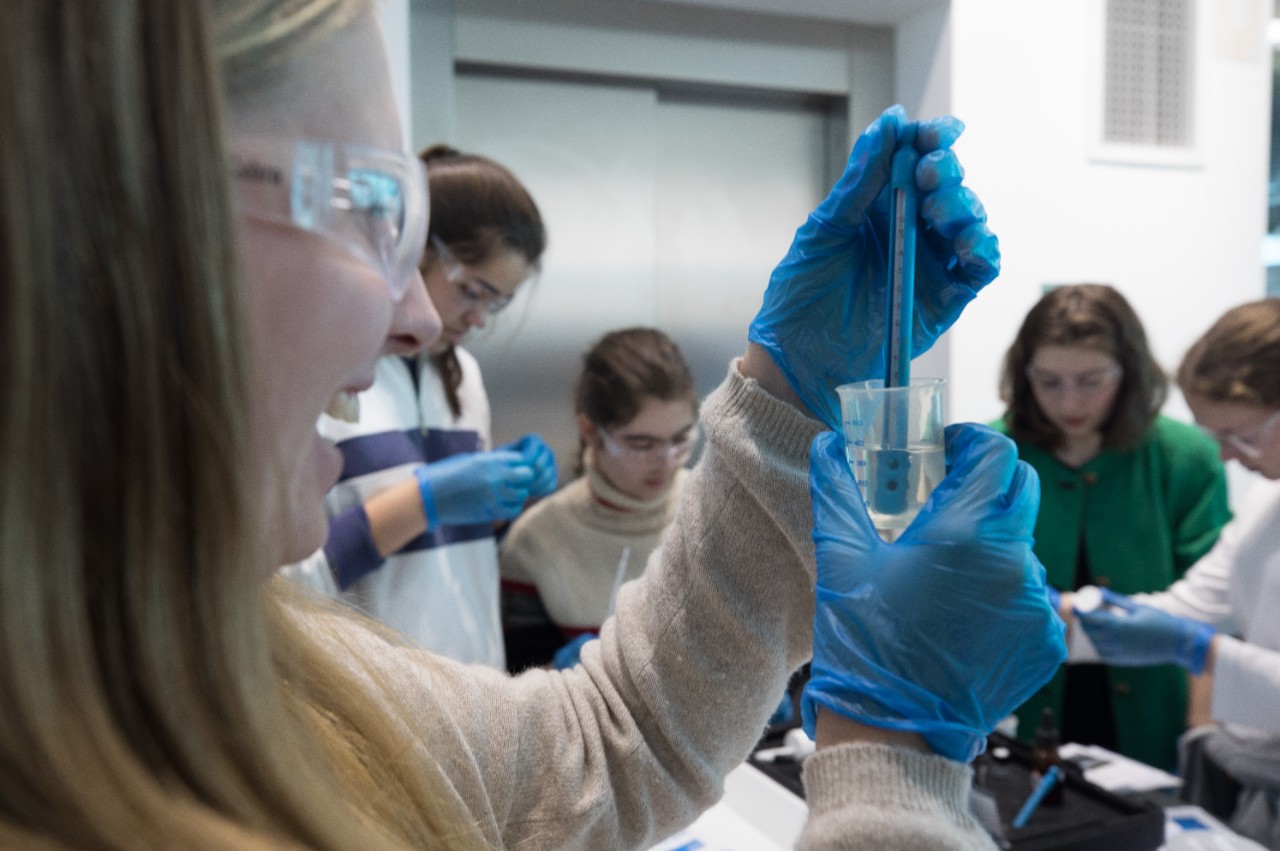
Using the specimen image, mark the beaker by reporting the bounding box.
[836,378,946,540]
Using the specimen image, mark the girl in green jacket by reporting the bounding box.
[994,284,1231,770]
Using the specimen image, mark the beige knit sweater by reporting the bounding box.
[296,363,996,850]
[499,457,688,631]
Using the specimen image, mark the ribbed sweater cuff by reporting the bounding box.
[801,742,974,822]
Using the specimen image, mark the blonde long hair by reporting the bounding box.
[0,1,476,847]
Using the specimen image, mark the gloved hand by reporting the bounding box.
[1075,588,1216,675]
[414,450,534,530]
[769,689,796,727]
[552,632,596,670]
[748,105,1000,429]
[802,425,1066,763]
[499,433,558,498]
[1046,584,1063,615]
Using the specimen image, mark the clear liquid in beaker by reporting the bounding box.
[846,443,945,532]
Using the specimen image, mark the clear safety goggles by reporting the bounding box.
[429,235,522,316]
[1199,409,1280,460]
[232,136,429,302]
[1025,365,1122,397]
[599,424,700,465]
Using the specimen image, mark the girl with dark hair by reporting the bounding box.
[286,145,558,667]
[994,283,1231,770]
[500,327,699,669]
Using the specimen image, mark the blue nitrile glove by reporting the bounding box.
[414,450,534,530]
[747,105,1000,429]
[552,632,596,670]
[1076,588,1216,675]
[1046,585,1063,614]
[499,433,558,498]
[769,689,796,727]
[801,425,1066,763]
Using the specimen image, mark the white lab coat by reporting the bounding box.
[1138,478,1280,734]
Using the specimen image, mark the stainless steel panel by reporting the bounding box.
[454,71,836,480]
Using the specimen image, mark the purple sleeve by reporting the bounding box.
[323,505,385,590]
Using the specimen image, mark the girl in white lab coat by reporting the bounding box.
[1077,298,1280,845]
[292,146,558,667]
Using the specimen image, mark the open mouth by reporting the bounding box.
[324,389,361,423]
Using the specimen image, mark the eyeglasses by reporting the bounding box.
[1199,409,1280,460]
[598,424,700,464]
[1025,365,1123,397]
[429,236,521,316]
[232,137,428,302]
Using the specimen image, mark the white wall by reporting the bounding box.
[943,0,1271,427]
[377,0,412,147]
[895,2,950,118]
[892,4,954,399]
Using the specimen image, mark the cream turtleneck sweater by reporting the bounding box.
[499,454,688,632]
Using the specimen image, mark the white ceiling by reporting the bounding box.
[638,0,944,27]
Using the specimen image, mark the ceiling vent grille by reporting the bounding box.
[1104,0,1194,148]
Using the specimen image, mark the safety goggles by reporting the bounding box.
[1200,409,1280,460]
[1025,365,1122,397]
[599,424,700,464]
[429,235,520,316]
[232,136,428,301]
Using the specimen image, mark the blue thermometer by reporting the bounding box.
[872,128,920,519]
[886,126,919,390]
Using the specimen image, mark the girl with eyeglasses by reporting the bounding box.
[1071,298,1280,845]
[993,283,1231,771]
[283,144,557,667]
[500,327,699,670]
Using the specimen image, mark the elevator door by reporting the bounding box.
[454,71,835,473]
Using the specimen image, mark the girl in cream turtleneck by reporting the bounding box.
[501,328,698,668]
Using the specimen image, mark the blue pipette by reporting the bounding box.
[871,127,920,520]
[1012,764,1063,829]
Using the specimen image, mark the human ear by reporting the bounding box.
[576,413,600,447]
